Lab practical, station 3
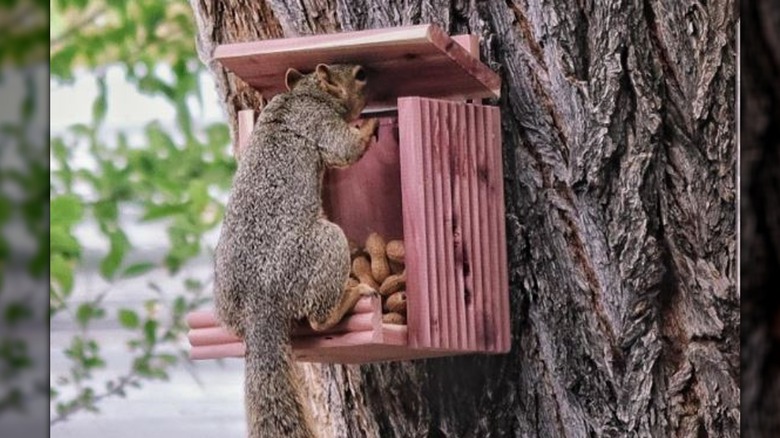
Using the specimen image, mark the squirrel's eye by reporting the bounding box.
[354,67,367,82]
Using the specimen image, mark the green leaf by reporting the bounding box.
[50,226,81,258]
[205,123,230,147]
[183,278,202,291]
[122,262,155,277]
[51,253,74,296]
[157,353,178,365]
[143,319,158,345]
[99,231,129,279]
[51,194,84,226]
[141,202,189,221]
[92,74,108,124]
[172,296,186,317]
[117,309,139,329]
[187,179,208,212]
[75,303,103,327]
[145,122,177,152]
[93,199,118,222]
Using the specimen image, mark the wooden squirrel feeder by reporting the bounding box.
[186,24,509,363]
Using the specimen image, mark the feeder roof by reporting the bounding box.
[214,24,501,110]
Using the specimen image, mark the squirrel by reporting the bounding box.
[213,64,379,438]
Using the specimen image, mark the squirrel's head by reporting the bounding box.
[285,64,369,121]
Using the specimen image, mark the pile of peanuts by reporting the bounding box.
[348,233,407,325]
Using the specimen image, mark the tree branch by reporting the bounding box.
[50,6,109,52]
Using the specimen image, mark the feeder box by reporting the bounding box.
[186,24,509,364]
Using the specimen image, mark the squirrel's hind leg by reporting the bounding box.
[301,219,377,332]
[309,282,375,332]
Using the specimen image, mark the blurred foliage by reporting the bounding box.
[0,0,51,426]
[49,0,235,424]
[0,0,48,66]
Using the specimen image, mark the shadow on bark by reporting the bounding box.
[741,0,780,436]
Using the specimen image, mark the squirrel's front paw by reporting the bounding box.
[355,283,378,297]
[359,118,379,143]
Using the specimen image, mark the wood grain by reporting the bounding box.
[420,98,442,349]
[456,102,478,351]
[322,118,404,245]
[447,101,469,350]
[398,96,431,349]
[490,107,510,353]
[213,24,500,109]
[236,109,255,157]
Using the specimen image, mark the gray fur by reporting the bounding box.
[213,64,378,438]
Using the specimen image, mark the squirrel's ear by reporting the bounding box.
[285,68,304,90]
[315,64,341,97]
[315,64,332,83]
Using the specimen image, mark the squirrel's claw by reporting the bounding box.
[355,283,378,297]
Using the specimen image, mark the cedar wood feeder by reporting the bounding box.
[186,24,509,363]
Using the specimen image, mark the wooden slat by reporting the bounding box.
[214,24,500,109]
[476,104,497,351]
[477,105,492,352]
[449,101,465,350]
[294,325,408,363]
[185,297,376,330]
[430,101,451,350]
[398,97,431,349]
[295,338,477,365]
[185,310,219,329]
[490,107,511,353]
[191,323,410,363]
[485,106,499,353]
[455,103,477,351]
[420,99,442,349]
[466,104,487,351]
[188,311,376,347]
[236,109,255,157]
[441,101,462,350]
[451,34,480,58]
[190,342,245,360]
[481,107,500,353]
[488,106,505,352]
[190,296,410,362]
[189,327,240,346]
[299,312,378,337]
[292,330,378,350]
[447,101,469,350]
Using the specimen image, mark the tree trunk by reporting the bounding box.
[189,1,738,436]
[740,0,780,436]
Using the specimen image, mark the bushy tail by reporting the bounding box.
[244,319,316,438]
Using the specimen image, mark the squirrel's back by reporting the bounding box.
[212,64,374,438]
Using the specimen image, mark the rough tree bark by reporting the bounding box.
[189,1,738,436]
[741,0,780,436]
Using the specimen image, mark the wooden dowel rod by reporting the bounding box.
[188,312,377,346]
[185,297,376,329]
[190,342,245,360]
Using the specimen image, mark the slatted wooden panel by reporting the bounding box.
[398,97,509,354]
